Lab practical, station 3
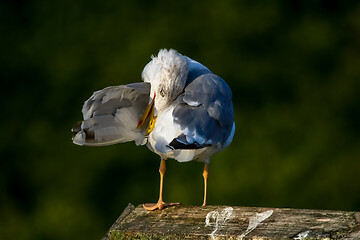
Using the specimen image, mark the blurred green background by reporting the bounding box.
[1,0,360,239]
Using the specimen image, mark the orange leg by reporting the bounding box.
[202,162,209,207]
[143,159,181,211]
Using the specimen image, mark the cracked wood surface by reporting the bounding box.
[103,203,360,239]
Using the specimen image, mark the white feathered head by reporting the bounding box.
[142,49,189,111]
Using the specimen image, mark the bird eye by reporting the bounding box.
[159,87,165,97]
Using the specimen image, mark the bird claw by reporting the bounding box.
[143,201,181,211]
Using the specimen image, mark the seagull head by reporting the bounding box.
[137,49,189,131]
[142,49,189,111]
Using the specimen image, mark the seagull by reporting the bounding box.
[72,49,235,211]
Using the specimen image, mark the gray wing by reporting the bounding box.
[184,56,211,85]
[72,82,150,146]
[170,73,234,149]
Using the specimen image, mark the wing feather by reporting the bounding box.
[72,82,150,146]
[170,73,234,150]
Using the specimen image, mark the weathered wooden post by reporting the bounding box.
[103,204,360,239]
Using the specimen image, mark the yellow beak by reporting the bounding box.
[137,93,157,135]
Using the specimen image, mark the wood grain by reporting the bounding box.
[103,204,360,239]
